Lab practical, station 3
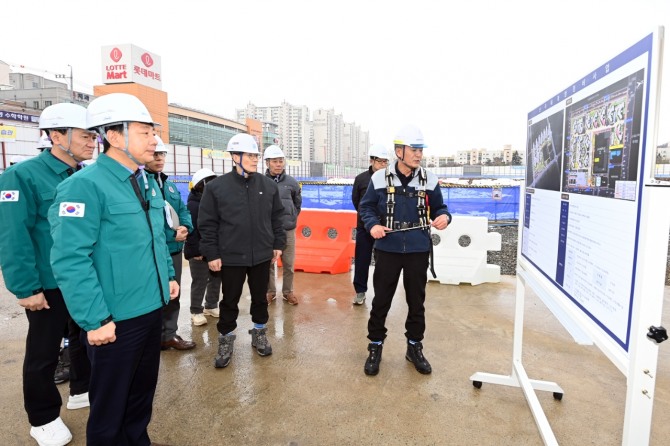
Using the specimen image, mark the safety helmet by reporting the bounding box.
[263,145,285,160]
[155,135,168,153]
[36,133,52,150]
[368,143,389,159]
[393,124,426,148]
[192,168,217,187]
[86,93,156,131]
[39,103,88,130]
[226,133,259,154]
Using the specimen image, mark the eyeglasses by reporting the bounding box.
[374,158,389,164]
[153,152,167,159]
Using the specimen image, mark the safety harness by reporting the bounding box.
[384,166,436,278]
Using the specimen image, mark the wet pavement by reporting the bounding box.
[1,264,669,445]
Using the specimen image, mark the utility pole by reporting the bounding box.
[55,65,74,103]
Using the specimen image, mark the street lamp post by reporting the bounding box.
[55,65,74,103]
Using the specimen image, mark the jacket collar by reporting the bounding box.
[145,169,168,183]
[265,168,284,182]
[41,149,75,176]
[95,153,142,182]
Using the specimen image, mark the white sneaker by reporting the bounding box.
[191,313,207,326]
[203,307,220,318]
[30,417,72,446]
[67,392,89,410]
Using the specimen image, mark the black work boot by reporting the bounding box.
[364,342,383,376]
[405,341,432,374]
[214,334,236,368]
[249,328,272,356]
[54,347,70,384]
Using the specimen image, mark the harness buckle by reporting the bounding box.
[387,186,395,194]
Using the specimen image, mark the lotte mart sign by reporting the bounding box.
[101,44,162,90]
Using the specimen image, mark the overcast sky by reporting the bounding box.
[3,0,669,156]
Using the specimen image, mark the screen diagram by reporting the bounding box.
[526,112,564,191]
[562,70,644,200]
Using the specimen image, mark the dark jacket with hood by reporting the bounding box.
[352,165,374,229]
[264,169,302,231]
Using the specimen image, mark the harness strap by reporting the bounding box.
[385,166,395,228]
[385,166,429,229]
[417,167,428,227]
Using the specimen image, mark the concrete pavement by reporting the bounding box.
[1,265,669,445]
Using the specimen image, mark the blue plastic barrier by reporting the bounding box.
[300,184,520,221]
[174,176,520,222]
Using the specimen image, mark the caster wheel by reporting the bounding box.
[553,392,563,401]
[473,381,482,389]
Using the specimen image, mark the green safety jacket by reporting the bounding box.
[0,150,75,298]
[147,171,193,255]
[48,154,175,331]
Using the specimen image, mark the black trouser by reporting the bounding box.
[162,252,182,341]
[85,309,162,446]
[23,288,69,426]
[67,316,90,397]
[217,261,271,335]
[367,250,429,343]
[189,258,221,313]
[353,226,375,293]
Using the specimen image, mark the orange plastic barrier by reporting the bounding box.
[291,209,356,274]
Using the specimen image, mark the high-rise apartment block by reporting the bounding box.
[237,101,369,167]
[237,101,311,160]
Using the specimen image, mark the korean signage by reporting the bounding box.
[203,149,228,159]
[0,125,17,142]
[0,111,40,124]
[101,44,162,89]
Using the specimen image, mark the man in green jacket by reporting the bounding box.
[49,93,178,445]
[145,135,195,351]
[0,103,95,446]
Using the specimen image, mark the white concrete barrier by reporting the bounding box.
[429,216,501,285]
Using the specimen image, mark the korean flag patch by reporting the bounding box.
[59,202,86,218]
[0,190,19,202]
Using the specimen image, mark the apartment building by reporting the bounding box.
[237,101,311,161]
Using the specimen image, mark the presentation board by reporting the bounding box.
[521,30,663,372]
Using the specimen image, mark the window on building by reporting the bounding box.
[45,100,52,107]
[33,101,39,109]
[32,82,39,88]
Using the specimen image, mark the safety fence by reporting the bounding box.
[170,179,520,222]
[297,183,521,222]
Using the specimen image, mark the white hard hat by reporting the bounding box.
[39,103,88,130]
[154,135,168,153]
[36,133,52,149]
[368,143,389,159]
[393,124,426,148]
[86,93,156,131]
[192,168,217,187]
[263,145,285,160]
[226,133,259,154]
